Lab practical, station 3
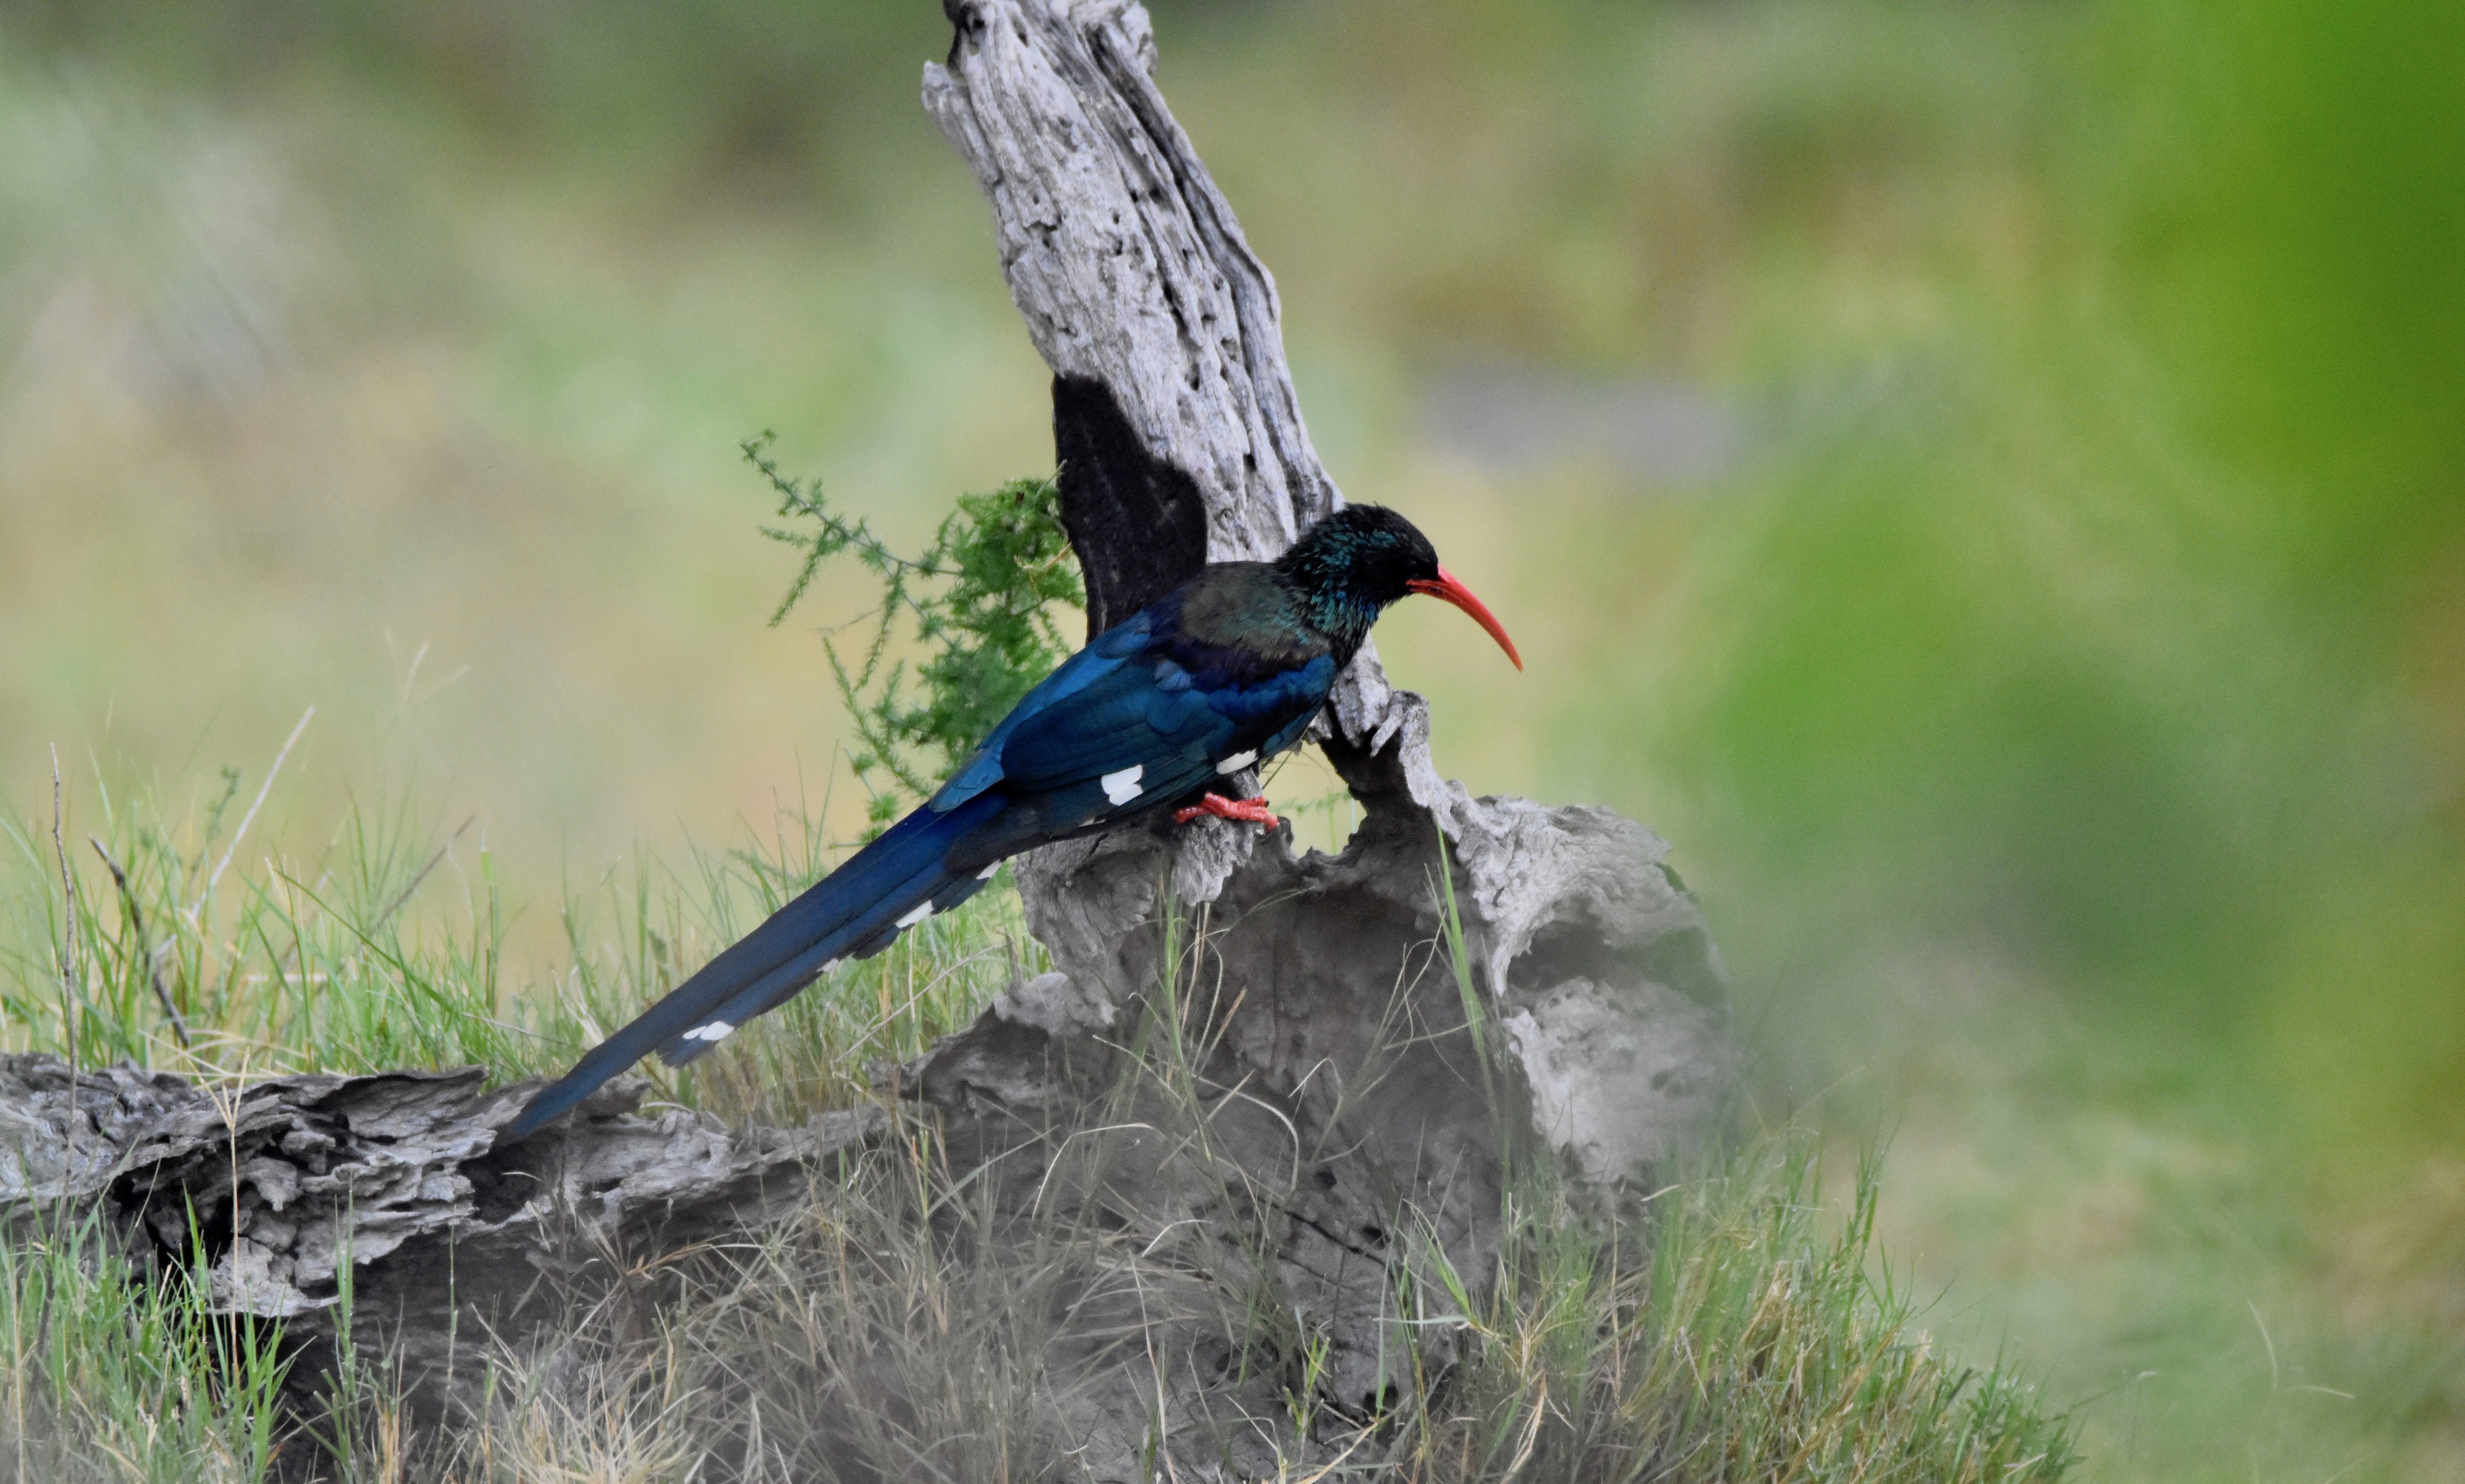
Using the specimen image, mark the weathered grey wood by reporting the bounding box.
[910,797,1731,1472]
[0,1054,876,1416]
[918,3,1736,1475]
[923,0,1666,923]
[924,0,1732,1193]
[926,0,1332,563]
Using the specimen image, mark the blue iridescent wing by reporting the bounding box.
[929,613,1156,811]
[995,649,1337,809]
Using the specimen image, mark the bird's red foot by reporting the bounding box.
[1174,793,1280,829]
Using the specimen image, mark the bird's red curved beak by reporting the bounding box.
[1406,566,1523,671]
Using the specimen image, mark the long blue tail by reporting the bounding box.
[503,791,1008,1140]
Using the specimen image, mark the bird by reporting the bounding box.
[503,504,1519,1139]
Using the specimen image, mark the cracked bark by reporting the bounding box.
[0,1055,876,1422]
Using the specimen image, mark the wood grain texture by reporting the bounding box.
[0,1054,878,1417]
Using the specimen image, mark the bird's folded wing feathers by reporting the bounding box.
[1003,645,1346,788]
[995,668,1228,792]
[935,610,1338,812]
[929,615,1155,810]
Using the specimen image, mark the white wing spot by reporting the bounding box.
[894,901,934,929]
[977,860,1002,880]
[1101,764,1144,805]
[1215,749,1259,776]
[682,1020,735,1043]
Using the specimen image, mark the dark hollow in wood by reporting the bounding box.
[1051,373,1210,635]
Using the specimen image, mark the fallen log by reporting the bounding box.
[0,1054,874,1416]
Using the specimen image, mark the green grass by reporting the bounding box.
[0,775,2076,1481]
[0,1213,290,1483]
[1385,1146,2077,1482]
[0,756,1030,1127]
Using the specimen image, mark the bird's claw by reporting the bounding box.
[1174,793,1280,829]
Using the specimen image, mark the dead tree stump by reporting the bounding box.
[902,0,1737,1468]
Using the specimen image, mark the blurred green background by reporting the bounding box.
[2,0,2459,1477]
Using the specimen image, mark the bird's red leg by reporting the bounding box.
[1174,793,1280,828]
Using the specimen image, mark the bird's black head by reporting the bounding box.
[1277,504,1438,612]
[1274,505,1521,669]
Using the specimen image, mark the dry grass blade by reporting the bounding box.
[88,835,190,1050]
[369,814,475,934]
[195,704,312,917]
[48,747,79,1064]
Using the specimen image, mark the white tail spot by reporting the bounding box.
[682,1020,735,1043]
[1215,749,1258,776]
[977,860,1002,880]
[1101,764,1144,805]
[895,901,934,929]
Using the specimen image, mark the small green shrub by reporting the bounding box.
[747,434,1083,827]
